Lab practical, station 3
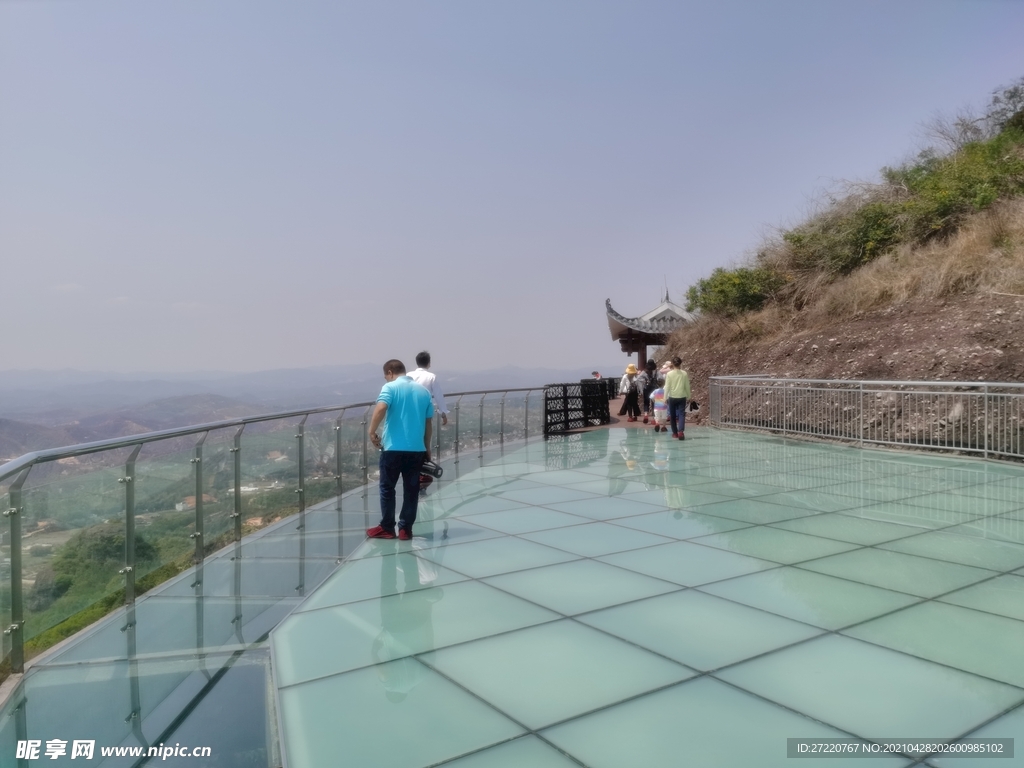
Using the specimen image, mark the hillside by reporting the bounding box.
[670,292,1024,426]
[0,394,258,461]
[665,79,1024,421]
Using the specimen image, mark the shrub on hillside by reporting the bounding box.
[758,122,1024,306]
[685,266,785,316]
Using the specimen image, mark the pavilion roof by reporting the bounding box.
[606,294,694,340]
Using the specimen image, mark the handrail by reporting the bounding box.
[0,385,545,675]
[0,387,542,485]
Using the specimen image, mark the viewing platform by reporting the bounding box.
[1,381,1023,766]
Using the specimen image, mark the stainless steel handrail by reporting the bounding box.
[0,387,541,485]
[0,385,544,674]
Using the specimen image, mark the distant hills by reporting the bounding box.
[0,364,602,460]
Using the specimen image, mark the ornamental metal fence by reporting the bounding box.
[709,376,1024,461]
[544,382,611,435]
[0,387,544,681]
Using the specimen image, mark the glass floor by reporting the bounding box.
[4,427,1024,766]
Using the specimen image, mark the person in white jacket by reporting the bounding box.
[408,351,449,426]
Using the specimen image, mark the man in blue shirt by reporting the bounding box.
[366,359,434,541]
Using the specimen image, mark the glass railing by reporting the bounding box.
[0,387,545,682]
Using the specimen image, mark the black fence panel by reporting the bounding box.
[545,382,611,435]
[581,379,611,427]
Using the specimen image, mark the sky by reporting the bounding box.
[2,0,1023,375]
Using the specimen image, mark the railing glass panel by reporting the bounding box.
[0,389,544,681]
[200,428,237,550]
[133,444,202,592]
[240,418,301,529]
[19,454,130,660]
[304,411,342,509]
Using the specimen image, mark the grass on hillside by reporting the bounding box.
[667,197,1024,352]
[675,79,1024,350]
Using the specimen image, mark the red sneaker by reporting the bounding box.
[366,525,396,539]
[398,528,412,541]
[671,432,678,438]
[642,417,649,423]
[678,433,685,441]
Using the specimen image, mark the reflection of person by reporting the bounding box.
[650,434,670,472]
[372,551,441,701]
[367,359,434,540]
[665,356,691,440]
[408,351,449,426]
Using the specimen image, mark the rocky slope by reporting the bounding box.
[671,292,1024,425]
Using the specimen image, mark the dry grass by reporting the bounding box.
[803,198,1024,324]
[663,198,1024,359]
[664,303,796,358]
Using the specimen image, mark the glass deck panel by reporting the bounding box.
[5,427,1024,766]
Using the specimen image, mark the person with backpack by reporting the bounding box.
[640,359,657,423]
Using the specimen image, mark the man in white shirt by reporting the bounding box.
[408,351,449,426]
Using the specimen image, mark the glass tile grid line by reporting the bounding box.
[270,430,1024,765]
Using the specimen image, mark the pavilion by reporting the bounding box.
[605,292,694,363]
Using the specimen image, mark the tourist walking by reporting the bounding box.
[408,351,449,426]
[408,351,449,488]
[640,359,657,423]
[664,356,691,440]
[366,359,434,540]
[619,363,642,421]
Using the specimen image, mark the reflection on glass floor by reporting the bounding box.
[273,428,1024,768]
[0,488,375,766]
[5,428,1024,766]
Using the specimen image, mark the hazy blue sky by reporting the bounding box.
[2,0,1022,374]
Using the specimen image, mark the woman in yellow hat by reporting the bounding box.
[619,363,642,421]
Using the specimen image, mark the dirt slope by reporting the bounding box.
[673,293,1024,425]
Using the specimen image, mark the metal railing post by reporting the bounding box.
[984,384,990,459]
[500,392,507,445]
[361,405,372,495]
[335,411,345,512]
[859,382,864,447]
[524,391,530,442]
[479,394,486,458]
[296,416,308,519]
[231,425,244,543]
[454,395,463,464]
[4,467,31,674]
[120,445,142,606]
[295,416,308,598]
[191,433,207,564]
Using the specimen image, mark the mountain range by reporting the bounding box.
[0,364,603,460]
